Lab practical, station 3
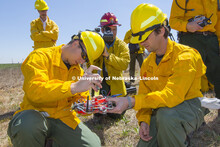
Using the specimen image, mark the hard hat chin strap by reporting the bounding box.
[163,19,175,41]
[132,19,175,41]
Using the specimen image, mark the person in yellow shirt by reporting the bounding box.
[107,4,207,146]
[169,0,220,98]
[216,9,220,53]
[7,31,105,147]
[31,0,59,49]
[124,29,145,84]
[93,12,130,119]
[215,6,220,116]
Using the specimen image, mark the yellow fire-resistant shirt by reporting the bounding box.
[169,0,218,33]
[215,11,220,45]
[93,37,130,96]
[15,45,89,129]
[123,29,145,54]
[134,39,206,125]
[30,17,59,49]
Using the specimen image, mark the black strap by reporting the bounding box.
[218,0,220,11]
[102,57,108,78]
[64,62,71,70]
[99,57,110,96]
[132,24,161,41]
[175,0,194,13]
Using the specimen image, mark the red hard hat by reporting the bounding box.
[99,12,121,27]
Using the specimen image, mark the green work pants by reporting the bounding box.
[179,33,220,98]
[129,53,144,83]
[137,98,205,147]
[7,110,101,147]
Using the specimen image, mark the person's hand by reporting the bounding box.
[106,97,135,114]
[102,46,109,57]
[186,20,203,32]
[139,122,152,141]
[106,97,128,113]
[71,65,103,94]
[92,95,103,99]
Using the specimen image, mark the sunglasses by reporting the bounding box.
[79,41,89,63]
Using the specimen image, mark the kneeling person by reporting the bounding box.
[108,4,206,147]
[7,31,105,147]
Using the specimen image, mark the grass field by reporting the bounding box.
[0,63,21,69]
[0,65,220,147]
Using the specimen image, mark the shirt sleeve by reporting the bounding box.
[41,20,59,40]
[22,52,75,103]
[123,30,131,44]
[105,41,130,70]
[169,0,188,32]
[30,21,52,41]
[136,108,152,125]
[135,63,153,125]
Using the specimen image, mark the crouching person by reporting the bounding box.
[107,4,206,147]
[7,31,105,147]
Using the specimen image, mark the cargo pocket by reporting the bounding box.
[7,112,22,139]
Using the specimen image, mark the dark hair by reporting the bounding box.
[68,34,80,45]
[153,19,170,39]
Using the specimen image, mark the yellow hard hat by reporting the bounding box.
[35,0,49,11]
[80,31,105,65]
[130,3,167,44]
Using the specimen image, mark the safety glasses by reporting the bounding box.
[79,41,89,63]
[132,24,161,41]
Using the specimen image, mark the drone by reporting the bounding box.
[71,96,116,115]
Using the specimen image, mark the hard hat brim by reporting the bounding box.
[36,6,49,10]
[98,23,121,27]
[39,6,49,10]
[130,30,154,44]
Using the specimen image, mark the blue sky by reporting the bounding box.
[0,0,177,63]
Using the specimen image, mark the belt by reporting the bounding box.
[40,111,50,117]
[179,31,215,36]
[152,109,158,115]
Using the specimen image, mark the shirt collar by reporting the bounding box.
[40,17,47,23]
[162,38,173,61]
[105,38,116,49]
[40,17,48,30]
[149,38,173,66]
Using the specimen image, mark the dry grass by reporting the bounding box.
[0,65,220,147]
[0,66,24,147]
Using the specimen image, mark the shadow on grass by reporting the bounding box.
[190,116,220,147]
[0,111,15,121]
[84,114,124,146]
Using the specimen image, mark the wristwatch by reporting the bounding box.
[127,96,133,109]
